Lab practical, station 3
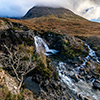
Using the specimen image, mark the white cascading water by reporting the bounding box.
[81,43,100,68]
[57,42,100,100]
[34,36,100,100]
[34,36,58,55]
[57,62,99,100]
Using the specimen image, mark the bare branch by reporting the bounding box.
[0,44,37,91]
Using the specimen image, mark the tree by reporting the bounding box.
[0,44,36,93]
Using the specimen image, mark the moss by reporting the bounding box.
[5,21,9,25]
[17,94,24,100]
[55,85,59,90]
[62,37,89,59]
[17,44,35,54]
[24,38,34,46]
[34,54,57,80]
[0,98,2,100]
[6,92,12,100]
[54,72,58,80]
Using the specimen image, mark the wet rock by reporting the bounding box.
[79,94,84,100]
[77,93,84,100]
[84,96,91,100]
[78,75,85,81]
[70,98,74,100]
[86,75,92,80]
[70,74,79,82]
[96,50,100,57]
[93,81,100,89]
[84,71,87,75]
[32,75,42,83]
[95,79,100,83]
[59,84,66,90]
[80,71,84,76]
[66,59,72,63]
[67,67,73,71]
[0,63,3,68]
[69,71,74,76]
[80,67,85,71]
[51,81,58,89]
[76,92,79,98]
[44,80,49,87]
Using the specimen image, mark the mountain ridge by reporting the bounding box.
[22,6,82,20]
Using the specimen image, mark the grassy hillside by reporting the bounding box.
[5,15,100,38]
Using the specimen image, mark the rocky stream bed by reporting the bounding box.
[27,35,100,100]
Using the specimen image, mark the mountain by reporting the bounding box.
[22,6,84,20]
[20,6,100,38]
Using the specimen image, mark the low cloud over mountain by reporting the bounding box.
[0,0,100,20]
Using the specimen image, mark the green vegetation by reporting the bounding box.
[0,86,35,100]
[34,53,58,79]
[0,86,13,100]
[62,37,89,59]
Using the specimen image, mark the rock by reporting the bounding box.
[80,67,85,71]
[51,81,58,89]
[80,71,84,76]
[95,79,100,83]
[67,59,73,63]
[84,71,87,75]
[77,92,84,100]
[84,96,91,100]
[0,63,3,68]
[32,75,42,83]
[96,50,100,57]
[50,93,55,97]
[79,94,84,100]
[86,75,92,80]
[59,84,66,90]
[78,75,85,81]
[14,86,17,90]
[67,67,73,71]
[76,92,79,98]
[70,74,79,82]
[70,98,74,100]
[44,80,49,87]
[93,81,100,89]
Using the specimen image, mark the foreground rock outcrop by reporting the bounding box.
[0,65,19,94]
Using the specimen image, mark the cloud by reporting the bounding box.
[0,0,100,20]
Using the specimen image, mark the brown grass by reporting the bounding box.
[1,15,100,37]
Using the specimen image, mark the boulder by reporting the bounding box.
[79,94,84,100]
[96,50,100,57]
[32,75,42,83]
[51,82,58,89]
[59,84,66,90]
[86,75,92,80]
[84,96,91,100]
[93,81,100,89]
[70,74,79,82]
[43,80,49,87]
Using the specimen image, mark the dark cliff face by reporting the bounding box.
[22,6,74,19]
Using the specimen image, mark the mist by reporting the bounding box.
[0,0,100,20]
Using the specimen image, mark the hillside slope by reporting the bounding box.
[20,6,100,37]
[22,6,85,21]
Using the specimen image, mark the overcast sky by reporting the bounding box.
[0,0,100,21]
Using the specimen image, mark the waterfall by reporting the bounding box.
[34,36,58,55]
[57,62,99,100]
[34,36,100,100]
[57,42,100,100]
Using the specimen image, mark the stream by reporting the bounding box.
[34,36,100,100]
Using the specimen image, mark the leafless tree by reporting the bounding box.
[0,44,37,92]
